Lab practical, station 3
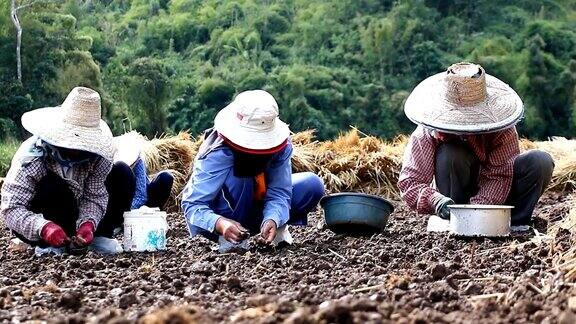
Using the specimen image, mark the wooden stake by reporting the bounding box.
[327,248,347,261]
[468,293,505,301]
[527,282,545,295]
[351,284,384,293]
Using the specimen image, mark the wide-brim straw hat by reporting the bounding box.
[113,131,147,166]
[214,89,290,151]
[404,62,524,134]
[21,87,114,160]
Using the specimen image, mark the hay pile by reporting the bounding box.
[521,137,576,191]
[141,132,201,212]
[291,129,406,198]
[139,129,407,211]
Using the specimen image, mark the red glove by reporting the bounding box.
[75,222,95,246]
[41,222,70,247]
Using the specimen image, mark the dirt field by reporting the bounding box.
[1,192,576,323]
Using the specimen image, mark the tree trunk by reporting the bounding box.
[10,0,23,83]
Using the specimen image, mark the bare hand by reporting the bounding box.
[259,220,277,244]
[215,217,249,243]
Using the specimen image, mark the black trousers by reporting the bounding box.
[94,162,136,238]
[435,143,554,226]
[146,171,174,210]
[95,166,174,237]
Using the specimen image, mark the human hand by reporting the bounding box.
[434,196,455,220]
[259,219,277,245]
[41,222,70,247]
[74,222,95,246]
[215,217,249,243]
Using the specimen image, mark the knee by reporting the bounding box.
[436,143,476,169]
[518,150,554,178]
[294,172,325,202]
[156,171,175,187]
[111,162,134,179]
[108,162,135,188]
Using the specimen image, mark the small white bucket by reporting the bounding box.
[123,207,169,252]
[449,205,512,237]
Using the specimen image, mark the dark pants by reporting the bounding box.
[435,143,554,226]
[95,165,174,237]
[95,162,136,238]
[146,171,174,209]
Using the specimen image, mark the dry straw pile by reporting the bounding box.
[290,128,406,198]
[521,137,576,191]
[140,129,407,211]
[141,132,202,212]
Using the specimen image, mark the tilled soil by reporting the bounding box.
[1,192,576,323]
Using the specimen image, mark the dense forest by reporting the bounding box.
[0,0,575,141]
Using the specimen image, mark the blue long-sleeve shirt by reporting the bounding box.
[181,142,293,236]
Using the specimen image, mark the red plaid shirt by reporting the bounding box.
[398,126,520,215]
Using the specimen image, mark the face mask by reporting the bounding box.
[231,150,274,178]
[44,143,94,167]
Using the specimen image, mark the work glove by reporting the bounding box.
[74,221,95,246]
[215,217,249,243]
[434,196,455,220]
[259,219,278,245]
[41,222,70,247]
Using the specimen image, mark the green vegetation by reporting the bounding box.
[0,0,575,142]
[0,139,18,176]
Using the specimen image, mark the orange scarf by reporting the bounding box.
[254,173,267,201]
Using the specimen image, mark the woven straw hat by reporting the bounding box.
[113,131,147,166]
[214,90,290,150]
[404,62,524,134]
[21,87,114,159]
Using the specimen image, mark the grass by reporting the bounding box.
[0,139,19,177]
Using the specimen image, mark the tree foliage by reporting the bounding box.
[0,0,575,139]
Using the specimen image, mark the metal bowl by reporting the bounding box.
[320,193,394,233]
[449,205,513,237]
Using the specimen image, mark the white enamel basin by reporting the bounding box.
[449,205,513,237]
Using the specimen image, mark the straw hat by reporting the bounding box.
[404,62,524,134]
[21,87,114,159]
[214,90,290,150]
[113,131,146,166]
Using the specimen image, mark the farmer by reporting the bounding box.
[181,90,325,249]
[398,62,554,231]
[95,132,175,240]
[1,87,118,250]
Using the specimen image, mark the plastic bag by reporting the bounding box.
[217,236,250,253]
[89,236,123,254]
[34,246,65,256]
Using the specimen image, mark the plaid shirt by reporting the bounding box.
[1,137,112,241]
[398,126,519,215]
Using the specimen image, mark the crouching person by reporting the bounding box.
[182,90,325,251]
[96,132,175,239]
[1,87,115,253]
[398,62,554,231]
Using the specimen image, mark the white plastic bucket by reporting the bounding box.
[123,208,168,252]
